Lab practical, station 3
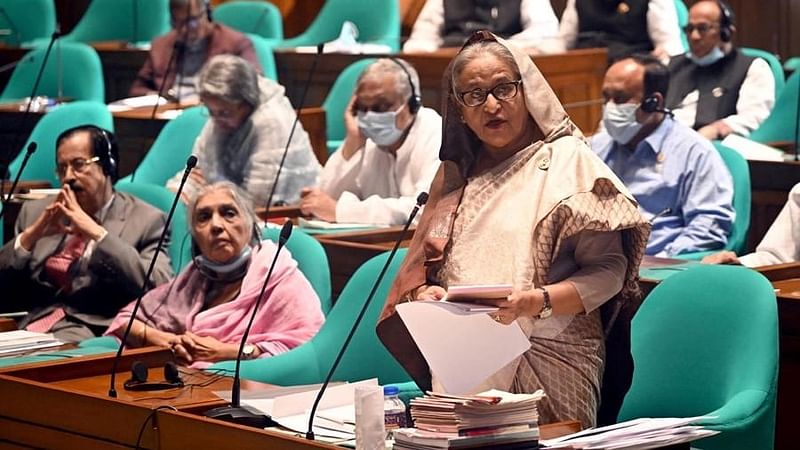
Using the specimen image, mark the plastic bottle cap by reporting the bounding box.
[383,385,399,396]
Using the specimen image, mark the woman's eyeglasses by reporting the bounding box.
[55,156,100,178]
[682,23,719,35]
[457,80,522,107]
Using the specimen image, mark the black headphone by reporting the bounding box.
[717,0,734,42]
[388,58,421,114]
[124,361,184,391]
[641,94,673,116]
[202,0,212,22]
[55,125,119,181]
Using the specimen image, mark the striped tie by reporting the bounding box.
[25,307,66,333]
[43,234,88,294]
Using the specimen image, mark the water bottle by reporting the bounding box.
[383,385,407,440]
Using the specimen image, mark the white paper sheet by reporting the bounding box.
[298,217,387,230]
[721,134,786,162]
[396,301,531,394]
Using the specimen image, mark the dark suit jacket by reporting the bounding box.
[0,192,173,334]
[129,23,260,97]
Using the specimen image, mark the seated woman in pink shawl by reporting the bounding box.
[106,182,324,367]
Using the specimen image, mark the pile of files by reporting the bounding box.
[393,389,544,449]
[0,330,62,357]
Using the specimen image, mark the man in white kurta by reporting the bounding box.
[300,59,442,225]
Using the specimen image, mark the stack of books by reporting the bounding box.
[0,330,62,357]
[393,389,544,449]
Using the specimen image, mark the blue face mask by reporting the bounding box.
[357,104,406,147]
[602,102,643,145]
[194,245,252,283]
[687,46,725,67]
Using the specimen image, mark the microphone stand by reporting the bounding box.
[204,220,293,427]
[108,155,198,398]
[0,142,36,219]
[305,192,429,441]
[794,77,799,162]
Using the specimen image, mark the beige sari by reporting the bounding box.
[378,32,650,428]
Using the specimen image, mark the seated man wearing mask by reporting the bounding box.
[666,0,774,139]
[300,59,441,225]
[0,126,172,342]
[590,54,734,256]
[129,0,260,99]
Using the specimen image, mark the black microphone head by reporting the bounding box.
[279,220,293,246]
[186,155,198,168]
[416,192,429,206]
[26,142,37,154]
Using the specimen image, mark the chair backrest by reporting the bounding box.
[0,41,104,103]
[262,226,332,315]
[213,1,283,40]
[749,70,799,145]
[213,249,412,386]
[114,180,191,273]
[281,0,400,52]
[118,106,208,186]
[0,0,56,46]
[62,0,170,44]
[322,58,375,155]
[8,101,113,186]
[741,47,785,98]
[247,34,278,81]
[713,141,750,254]
[619,265,777,450]
[674,0,689,52]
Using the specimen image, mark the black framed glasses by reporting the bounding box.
[55,156,100,178]
[682,23,719,35]
[456,80,523,107]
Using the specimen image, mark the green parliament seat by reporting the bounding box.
[749,70,799,144]
[741,47,785,98]
[114,180,190,273]
[280,0,400,52]
[213,1,283,41]
[0,41,104,103]
[674,0,689,52]
[619,265,777,450]
[118,106,208,186]
[7,101,113,187]
[208,249,415,387]
[323,58,375,155]
[248,34,278,81]
[60,0,170,45]
[262,227,332,316]
[0,0,56,47]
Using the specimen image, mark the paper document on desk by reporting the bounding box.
[107,94,167,112]
[298,217,387,230]
[396,301,530,394]
[0,330,62,356]
[721,134,785,161]
[541,416,718,449]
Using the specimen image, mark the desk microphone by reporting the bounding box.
[305,192,428,441]
[204,219,293,428]
[108,155,198,398]
[262,43,324,217]
[0,142,36,218]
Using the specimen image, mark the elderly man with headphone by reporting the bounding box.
[0,126,173,343]
[666,0,775,140]
[300,58,442,225]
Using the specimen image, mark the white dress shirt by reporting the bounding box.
[739,183,800,267]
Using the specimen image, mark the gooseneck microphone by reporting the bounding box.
[262,43,324,217]
[0,142,36,219]
[204,220,293,427]
[108,155,198,398]
[305,192,429,441]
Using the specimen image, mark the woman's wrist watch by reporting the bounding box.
[535,287,552,319]
[242,344,257,360]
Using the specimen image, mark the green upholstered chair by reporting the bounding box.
[322,58,375,155]
[0,41,104,103]
[118,106,208,186]
[280,0,400,52]
[115,180,191,273]
[741,47,785,98]
[208,249,416,387]
[619,264,778,450]
[675,142,751,260]
[7,101,113,187]
[248,34,278,81]
[60,0,170,45]
[0,0,56,47]
[262,226,332,315]
[749,70,799,145]
[674,0,689,52]
[785,56,800,74]
[213,1,283,40]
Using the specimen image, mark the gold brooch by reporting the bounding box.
[617,2,630,14]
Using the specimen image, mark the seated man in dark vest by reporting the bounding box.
[666,0,774,140]
[403,0,558,53]
[556,0,684,62]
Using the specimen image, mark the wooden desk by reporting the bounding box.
[747,159,800,252]
[275,48,608,135]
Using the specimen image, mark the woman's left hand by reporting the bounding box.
[177,332,238,363]
[484,290,543,325]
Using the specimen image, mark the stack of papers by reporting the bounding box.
[107,94,167,112]
[720,134,786,162]
[540,416,719,449]
[0,330,63,357]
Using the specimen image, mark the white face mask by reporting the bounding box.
[687,46,725,67]
[357,104,407,147]
[602,102,643,145]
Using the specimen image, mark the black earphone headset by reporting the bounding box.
[95,127,117,179]
[202,0,213,22]
[124,360,184,391]
[641,94,674,117]
[717,0,734,42]
[387,57,421,115]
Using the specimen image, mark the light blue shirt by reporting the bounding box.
[591,117,734,256]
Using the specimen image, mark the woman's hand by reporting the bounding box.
[174,332,239,364]
[481,290,543,325]
[416,285,447,301]
[701,251,741,265]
